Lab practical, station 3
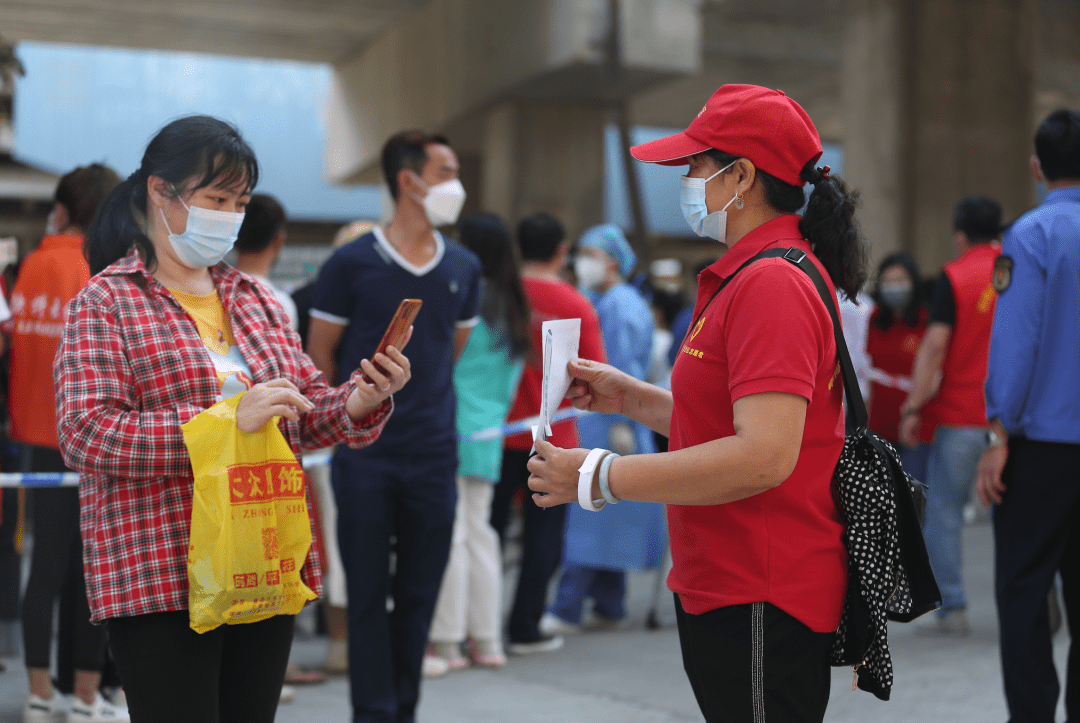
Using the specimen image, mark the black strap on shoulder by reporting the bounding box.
[693,247,868,436]
[776,248,869,436]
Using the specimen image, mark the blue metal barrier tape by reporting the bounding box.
[0,449,337,488]
[459,407,590,442]
[0,472,81,487]
[0,409,593,487]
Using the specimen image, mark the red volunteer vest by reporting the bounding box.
[924,242,1000,428]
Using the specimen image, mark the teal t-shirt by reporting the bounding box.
[454,318,524,482]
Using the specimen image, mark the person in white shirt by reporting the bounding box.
[234,194,299,330]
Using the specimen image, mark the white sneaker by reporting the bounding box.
[23,691,69,723]
[506,634,565,656]
[421,654,450,678]
[539,612,581,637]
[66,693,129,723]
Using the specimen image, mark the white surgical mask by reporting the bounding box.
[160,190,245,269]
[680,160,739,243]
[879,283,913,310]
[414,177,467,227]
[574,256,607,291]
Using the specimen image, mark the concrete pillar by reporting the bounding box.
[480,102,519,222]
[479,100,607,242]
[906,0,1037,272]
[841,0,905,266]
[842,0,1037,275]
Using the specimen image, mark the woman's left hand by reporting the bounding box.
[345,345,412,421]
[527,439,590,508]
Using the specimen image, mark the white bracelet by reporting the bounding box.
[577,448,609,511]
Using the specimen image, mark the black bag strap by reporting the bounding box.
[689,249,791,334]
[775,248,869,436]
[697,246,869,435]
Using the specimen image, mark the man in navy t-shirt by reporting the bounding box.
[308,130,481,723]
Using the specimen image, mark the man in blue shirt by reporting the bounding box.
[308,130,482,723]
[544,225,665,634]
[976,108,1080,723]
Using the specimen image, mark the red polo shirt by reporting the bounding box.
[667,215,846,633]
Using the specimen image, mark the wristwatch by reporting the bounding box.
[986,429,1006,448]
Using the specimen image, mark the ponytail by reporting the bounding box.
[84,115,259,276]
[796,162,868,301]
[704,149,869,300]
[85,169,155,276]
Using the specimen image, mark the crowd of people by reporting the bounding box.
[0,86,1073,723]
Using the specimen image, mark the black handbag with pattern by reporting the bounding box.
[719,247,942,701]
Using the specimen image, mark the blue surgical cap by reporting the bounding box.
[578,224,636,278]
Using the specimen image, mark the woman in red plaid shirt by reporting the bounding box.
[54,116,411,723]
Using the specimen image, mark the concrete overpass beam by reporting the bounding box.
[325,0,702,185]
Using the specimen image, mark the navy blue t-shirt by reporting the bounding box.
[310,228,482,458]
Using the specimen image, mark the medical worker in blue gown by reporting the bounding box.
[541,225,667,633]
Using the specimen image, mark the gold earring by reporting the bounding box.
[734,194,745,210]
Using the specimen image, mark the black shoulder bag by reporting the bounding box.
[704,247,942,701]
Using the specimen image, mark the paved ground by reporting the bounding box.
[0,519,1069,722]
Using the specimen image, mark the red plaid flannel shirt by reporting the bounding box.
[55,249,392,622]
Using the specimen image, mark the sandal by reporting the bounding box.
[466,639,506,668]
[284,663,328,685]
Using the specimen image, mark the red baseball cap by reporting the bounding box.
[630,84,823,187]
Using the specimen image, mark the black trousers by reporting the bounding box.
[0,488,21,624]
[490,447,567,643]
[333,452,456,723]
[106,610,294,723]
[993,437,1080,723]
[22,447,107,690]
[674,596,832,723]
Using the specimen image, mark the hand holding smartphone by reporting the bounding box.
[357,299,422,384]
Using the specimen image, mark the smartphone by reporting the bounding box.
[360,299,422,383]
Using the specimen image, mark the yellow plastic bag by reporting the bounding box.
[182,395,317,633]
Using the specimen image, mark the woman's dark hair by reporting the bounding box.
[381,129,451,201]
[457,213,531,360]
[55,163,122,231]
[235,193,286,254]
[705,149,869,300]
[871,251,924,330]
[1034,108,1080,182]
[85,115,258,275]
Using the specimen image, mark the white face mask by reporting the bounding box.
[679,160,739,243]
[879,283,913,310]
[414,176,467,227]
[574,256,607,291]
[160,190,245,269]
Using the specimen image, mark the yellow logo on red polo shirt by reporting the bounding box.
[682,315,707,359]
[688,316,706,343]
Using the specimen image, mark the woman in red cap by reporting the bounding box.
[527,84,867,722]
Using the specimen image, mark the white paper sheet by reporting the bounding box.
[533,318,581,452]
